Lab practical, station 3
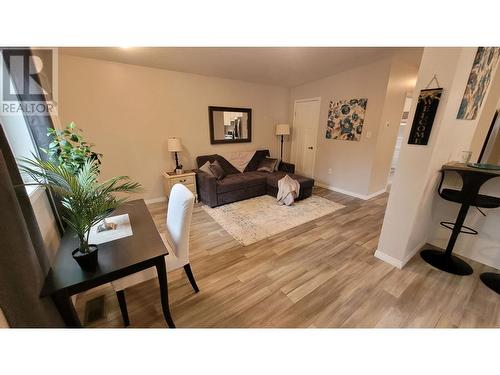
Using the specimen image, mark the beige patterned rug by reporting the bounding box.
[201,195,345,246]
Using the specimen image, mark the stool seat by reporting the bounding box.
[440,188,500,208]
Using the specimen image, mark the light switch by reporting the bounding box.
[366,131,372,139]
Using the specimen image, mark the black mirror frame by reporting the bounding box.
[208,106,252,145]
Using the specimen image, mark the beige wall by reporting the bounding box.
[58,55,289,200]
[290,59,391,196]
[377,47,500,268]
[289,57,418,197]
[369,59,419,193]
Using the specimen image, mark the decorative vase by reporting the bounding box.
[72,244,99,271]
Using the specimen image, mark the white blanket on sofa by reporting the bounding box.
[219,150,256,172]
[277,174,300,206]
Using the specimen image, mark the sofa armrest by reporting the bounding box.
[194,169,218,207]
[279,161,295,174]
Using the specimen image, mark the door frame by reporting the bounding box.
[291,97,321,178]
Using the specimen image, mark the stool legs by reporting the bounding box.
[480,273,500,294]
[420,203,473,276]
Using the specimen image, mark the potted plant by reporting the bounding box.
[19,124,141,271]
[42,121,102,174]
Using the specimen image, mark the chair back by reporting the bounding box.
[0,307,9,328]
[166,184,195,263]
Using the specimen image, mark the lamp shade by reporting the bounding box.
[167,137,182,152]
[276,124,290,136]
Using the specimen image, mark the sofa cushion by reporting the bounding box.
[242,171,268,186]
[196,154,241,175]
[257,157,279,172]
[209,160,226,180]
[244,150,271,172]
[216,174,247,193]
[266,171,315,190]
[218,184,266,205]
[270,157,281,171]
[199,161,215,177]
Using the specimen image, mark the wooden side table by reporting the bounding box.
[163,170,198,202]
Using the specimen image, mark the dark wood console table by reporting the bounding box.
[40,199,175,328]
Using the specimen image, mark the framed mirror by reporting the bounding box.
[208,106,252,144]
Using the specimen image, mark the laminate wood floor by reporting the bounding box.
[75,187,500,328]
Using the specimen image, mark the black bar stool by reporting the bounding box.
[420,163,500,276]
[480,272,500,294]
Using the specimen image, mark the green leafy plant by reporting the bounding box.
[42,122,102,175]
[19,157,141,254]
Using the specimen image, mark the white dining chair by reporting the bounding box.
[0,307,9,328]
[111,183,199,326]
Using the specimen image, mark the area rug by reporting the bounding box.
[201,195,345,246]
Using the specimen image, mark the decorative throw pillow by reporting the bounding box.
[209,160,226,180]
[258,157,278,172]
[199,161,215,177]
[267,156,281,171]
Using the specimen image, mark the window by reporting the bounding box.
[0,54,39,196]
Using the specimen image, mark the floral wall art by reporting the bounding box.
[457,47,500,120]
[326,98,367,141]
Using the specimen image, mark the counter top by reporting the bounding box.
[442,162,500,176]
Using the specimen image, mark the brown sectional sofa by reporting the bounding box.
[195,150,314,207]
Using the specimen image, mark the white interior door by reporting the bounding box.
[291,99,321,178]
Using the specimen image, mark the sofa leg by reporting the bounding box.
[183,264,200,293]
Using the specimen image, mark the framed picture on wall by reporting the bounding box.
[457,47,500,120]
[325,98,367,141]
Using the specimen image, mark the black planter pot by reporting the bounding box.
[72,244,99,271]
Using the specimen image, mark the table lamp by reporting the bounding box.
[167,137,183,173]
[276,124,290,161]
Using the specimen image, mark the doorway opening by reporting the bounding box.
[388,95,413,185]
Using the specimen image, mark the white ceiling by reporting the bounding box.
[59,47,423,88]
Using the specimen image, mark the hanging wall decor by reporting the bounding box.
[457,47,500,120]
[408,88,443,145]
[326,98,367,141]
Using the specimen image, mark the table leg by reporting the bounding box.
[420,203,473,276]
[155,258,176,328]
[116,290,130,327]
[52,290,82,328]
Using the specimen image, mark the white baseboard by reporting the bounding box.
[315,183,386,201]
[144,197,167,205]
[365,188,388,200]
[374,250,404,269]
[402,240,426,267]
[374,240,425,269]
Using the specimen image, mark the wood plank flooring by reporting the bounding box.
[75,187,500,328]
